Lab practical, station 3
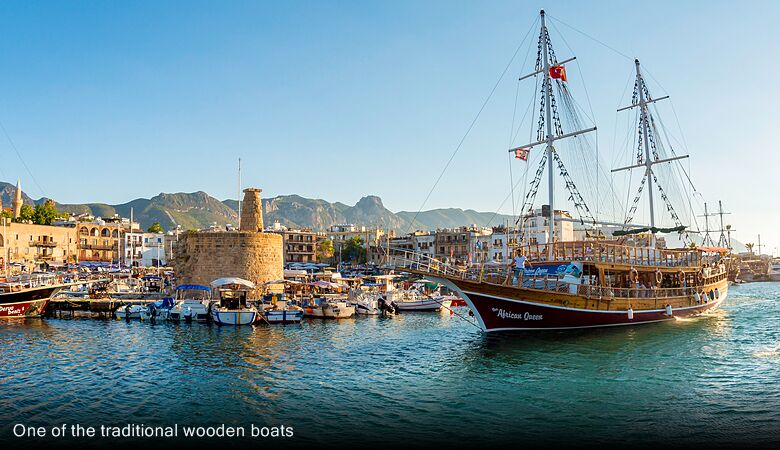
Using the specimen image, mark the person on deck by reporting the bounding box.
[511,250,529,286]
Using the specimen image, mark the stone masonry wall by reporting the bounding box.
[240,188,264,232]
[174,231,283,296]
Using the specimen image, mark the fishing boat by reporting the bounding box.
[210,277,261,326]
[259,281,304,324]
[390,10,728,332]
[169,284,212,323]
[303,296,355,319]
[0,274,67,318]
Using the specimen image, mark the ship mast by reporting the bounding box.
[540,11,555,258]
[513,10,596,259]
[613,59,689,245]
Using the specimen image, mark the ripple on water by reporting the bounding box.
[1,284,780,446]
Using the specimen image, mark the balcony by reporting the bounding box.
[32,239,58,247]
[81,244,118,251]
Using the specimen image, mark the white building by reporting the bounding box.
[123,231,167,267]
[519,206,574,246]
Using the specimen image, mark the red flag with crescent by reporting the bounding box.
[549,65,567,81]
[513,147,530,161]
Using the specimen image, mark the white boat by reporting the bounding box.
[304,296,355,319]
[115,304,145,320]
[389,289,452,312]
[259,282,305,324]
[139,297,175,322]
[210,277,260,326]
[169,284,212,323]
[262,305,304,324]
[349,289,395,316]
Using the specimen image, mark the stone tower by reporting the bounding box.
[173,186,283,296]
[240,188,264,232]
[12,178,22,219]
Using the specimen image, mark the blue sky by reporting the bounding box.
[0,1,777,252]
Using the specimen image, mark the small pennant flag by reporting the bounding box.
[549,65,567,81]
[513,147,530,161]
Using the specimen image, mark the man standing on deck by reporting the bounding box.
[511,250,529,286]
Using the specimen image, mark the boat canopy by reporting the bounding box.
[176,284,211,292]
[142,275,162,280]
[211,277,256,289]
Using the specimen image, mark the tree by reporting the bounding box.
[341,236,366,264]
[317,239,334,261]
[147,222,165,233]
[17,204,35,222]
[32,199,58,225]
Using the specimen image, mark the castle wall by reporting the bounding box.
[173,187,282,297]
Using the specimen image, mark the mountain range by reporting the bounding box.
[0,181,513,233]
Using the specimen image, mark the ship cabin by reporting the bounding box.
[392,239,730,311]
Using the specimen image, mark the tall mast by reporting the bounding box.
[540,11,555,259]
[513,10,596,259]
[613,59,689,244]
[635,60,655,234]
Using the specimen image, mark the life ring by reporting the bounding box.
[678,271,685,282]
[655,270,663,284]
[697,269,704,283]
[629,267,639,284]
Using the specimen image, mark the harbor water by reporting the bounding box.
[2,283,779,447]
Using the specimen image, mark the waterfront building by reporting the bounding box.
[266,221,319,263]
[0,218,79,268]
[518,206,574,245]
[123,231,167,267]
[77,216,140,263]
[434,226,493,264]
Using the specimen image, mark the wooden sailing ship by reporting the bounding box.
[390,10,729,331]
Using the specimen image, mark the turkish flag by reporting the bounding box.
[549,65,567,81]
[513,147,530,161]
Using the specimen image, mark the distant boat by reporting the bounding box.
[115,304,145,320]
[169,284,212,323]
[210,277,260,326]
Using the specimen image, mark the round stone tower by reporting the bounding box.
[173,187,283,296]
[240,188,264,232]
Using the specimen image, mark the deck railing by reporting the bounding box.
[389,248,726,302]
[518,241,701,268]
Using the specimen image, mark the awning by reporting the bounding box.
[211,277,256,289]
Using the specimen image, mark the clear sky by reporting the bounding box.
[0,0,777,253]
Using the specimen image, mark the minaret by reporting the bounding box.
[12,178,22,219]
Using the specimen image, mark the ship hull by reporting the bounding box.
[438,278,727,332]
[0,286,63,318]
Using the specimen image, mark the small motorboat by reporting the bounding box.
[390,290,452,312]
[115,304,145,320]
[350,291,395,316]
[303,296,355,319]
[210,277,260,326]
[140,297,175,322]
[169,284,212,323]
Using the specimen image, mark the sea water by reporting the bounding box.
[1,283,779,446]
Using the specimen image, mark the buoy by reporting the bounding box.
[694,292,701,304]
[665,304,673,316]
[627,308,634,320]
[715,288,720,299]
